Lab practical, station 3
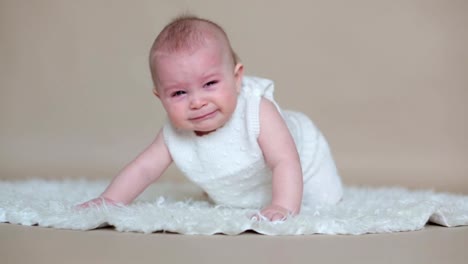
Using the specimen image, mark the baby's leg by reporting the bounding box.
[302,154,343,207]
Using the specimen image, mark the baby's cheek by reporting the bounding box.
[168,113,188,129]
[219,91,237,111]
[169,116,182,128]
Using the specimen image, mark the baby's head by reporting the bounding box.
[149,15,244,136]
[149,15,240,85]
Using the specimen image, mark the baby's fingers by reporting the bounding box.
[262,211,285,221]
[75,198,102,209]
[251,210,287,222]
[75,197,118,210]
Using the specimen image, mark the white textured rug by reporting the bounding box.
[1,179,467,235]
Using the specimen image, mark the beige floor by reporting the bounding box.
[1,223,467,264]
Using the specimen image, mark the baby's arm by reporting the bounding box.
[78,129,172,207]
[257,98,303,221]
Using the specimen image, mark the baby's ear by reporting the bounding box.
[153,87,160,98]
[234,63,244,92]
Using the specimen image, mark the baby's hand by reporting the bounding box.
[253,204,293,221]
[75,196,119,209]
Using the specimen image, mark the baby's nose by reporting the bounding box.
[189,94,207,109]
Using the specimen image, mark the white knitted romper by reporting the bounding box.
[163,76,343,209]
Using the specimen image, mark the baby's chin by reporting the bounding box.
[192,124,223,136]
[194,129,217,136]
[171,118,229,136]
[169,124,218,136]
[192,121,230,136]
[192,122,228,136]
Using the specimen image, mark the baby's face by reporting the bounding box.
[154,42,243,136]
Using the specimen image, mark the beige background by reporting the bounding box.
[1,0,467,193]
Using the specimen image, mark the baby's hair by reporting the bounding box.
[149,14,240,86]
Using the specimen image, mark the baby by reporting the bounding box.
[79,15,343,221]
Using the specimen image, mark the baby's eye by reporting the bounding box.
[203,80,218,88]
[171,90,186,97]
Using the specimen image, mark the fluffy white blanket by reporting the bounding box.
[1,179,467,235]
